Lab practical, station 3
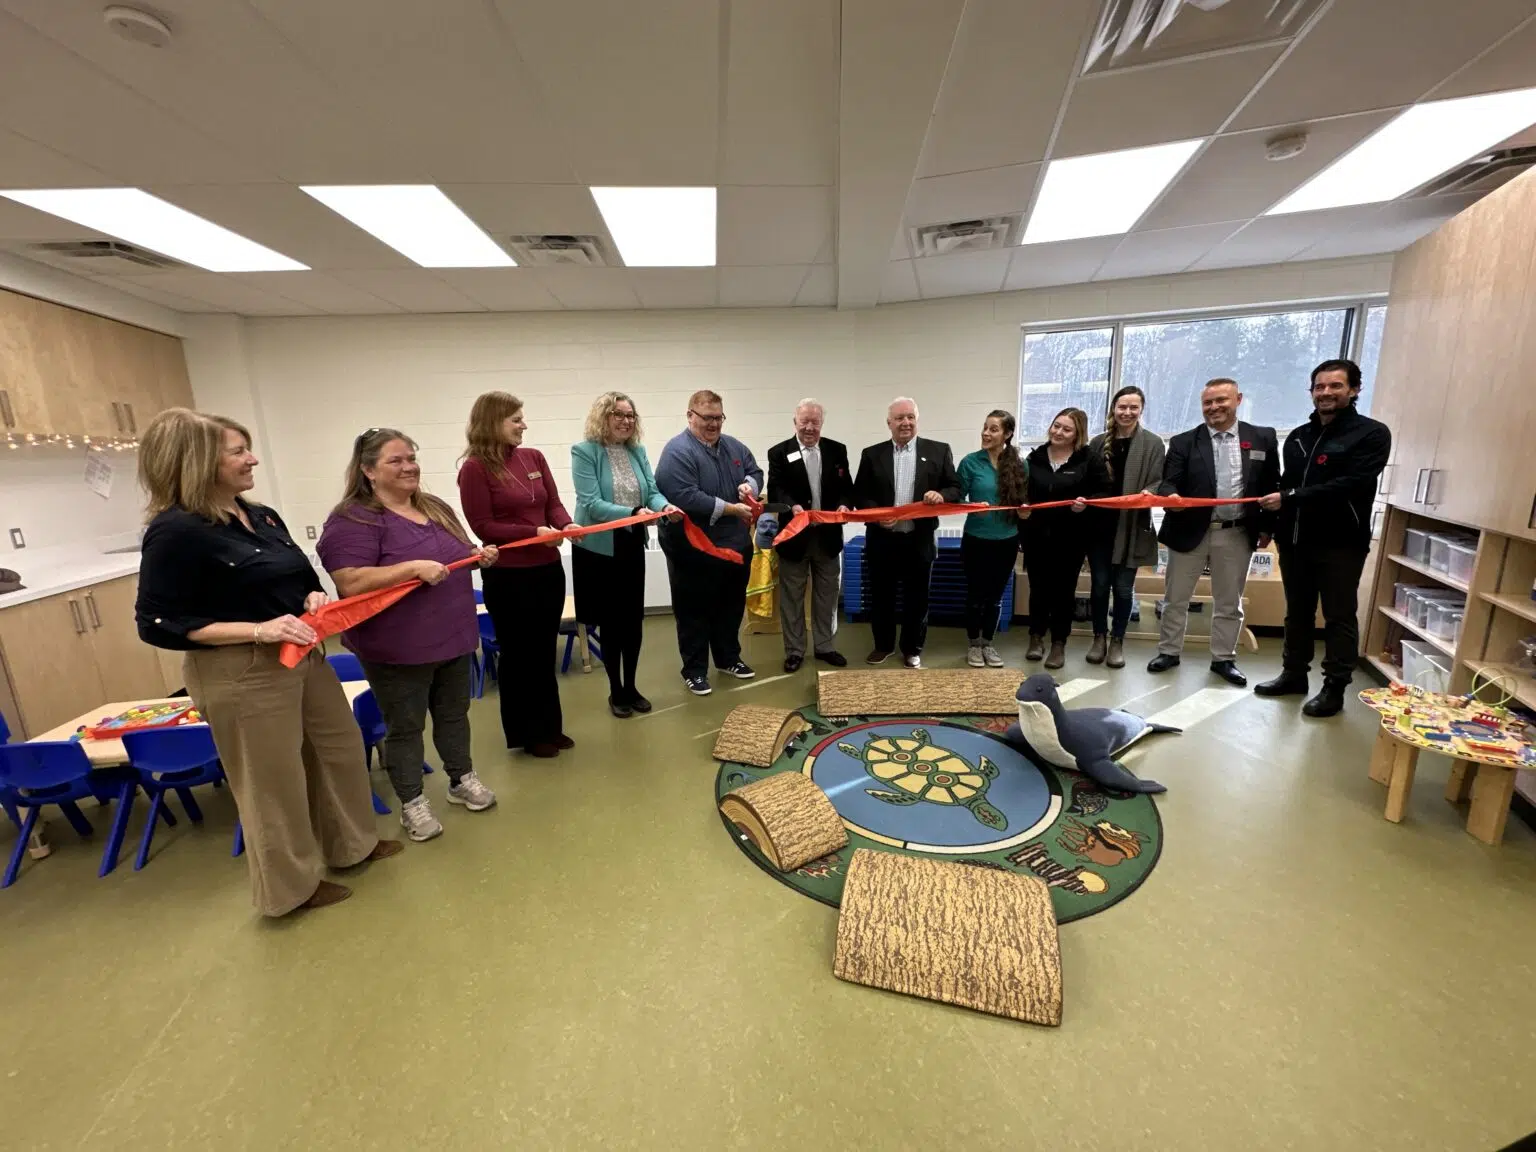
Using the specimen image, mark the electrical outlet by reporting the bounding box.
[306,525,317,540]
[8,528,23,549]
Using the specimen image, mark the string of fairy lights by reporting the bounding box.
[3,432,139,451]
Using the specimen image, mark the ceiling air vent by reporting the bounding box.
[1083,0,1326,74]
[504,234,614,267]
[1412,147,1536,199]
[910,216,1020,259]
[29,239,183,272]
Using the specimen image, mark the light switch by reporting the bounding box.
[7,528,22,549]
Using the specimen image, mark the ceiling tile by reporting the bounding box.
[914,249,1010,298]
[1429,14,1536,100]
[535,267,643,311]
[90,274,219,313]
[718,186,833,266]
[629,268,719,309]
[879,260,921,303]
[794,265,836,307]
[919,0,1098,176]
[1054,45,1284,157]
[1094,223,1241,281]
[1138,109,1400,230]
[1289,194,1483,261]
[720,0,838,186]
[105,271,322,315]
[1188,207,1388,271]
[718,265,810,308]
[1231,0,1536,131]
[1004,236,1120,290]
[435,269,563,312]
[905,164,1040,227]
[0,128,110,187]
[230,272,402,314]
[330,270,486,313]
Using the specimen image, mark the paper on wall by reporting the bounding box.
[84,449,114,500]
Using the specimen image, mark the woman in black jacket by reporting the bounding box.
[1021,407,1110,669]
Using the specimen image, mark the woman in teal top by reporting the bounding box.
[571,391,680,717]
[957,409,1029,667]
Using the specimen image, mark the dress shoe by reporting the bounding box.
[1209,660,1246,687]
[865,649,893,665]
[1302,678,1348,718]
[627,690,653,713]
[526,742,560,758]
[1044,642,1066,670]
[1146,653,1180,673]
[609,695,633,718]
[815,650,848,667]
[554,734,576,750]
[1085,634,1107,664]
[1105,638,1125,669]
[365,839,405,862]
[1025,635,1046,662]
[1254,672,1309,697]
[783,653,804,673]
[301,880,352,909]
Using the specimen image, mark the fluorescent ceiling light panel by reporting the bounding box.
[1269,86,1536,215]
[590,187,716,267]
[0,188,306,271]
[301,185,513,267]
[1022,139,1203,244]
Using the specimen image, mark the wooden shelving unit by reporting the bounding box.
[1365,507,1478,690]
[1387,552,1470,594]
[1478,591,1536,627]
[1376,604,1455,658]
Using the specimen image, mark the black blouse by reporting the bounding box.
[136,500,321,651]
[1022,445,1110,543]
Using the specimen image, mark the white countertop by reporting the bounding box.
[0,534,144,608]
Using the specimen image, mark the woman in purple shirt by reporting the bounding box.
[317,428,499,843]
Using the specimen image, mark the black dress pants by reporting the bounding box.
[481,561,565,748]
[1277,544,1368,682]
[1024,533,1087,643]
[960,533,1019,641]
[660,532,750,680]
[866,528,936,656]
[573,526,647,699]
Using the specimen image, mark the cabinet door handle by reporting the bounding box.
[125,403,137,434]
[1412,467,1429,503]
[68,598,86,634]
[1377,463,1393,495]
[0,388,12,429]
[111,402,124,433]
[85,591,102,629]
[1425,469,1442,507]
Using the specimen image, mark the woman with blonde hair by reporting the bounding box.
[317,428,500,842]
[1019,407,1109,669]
[458,392,573,757]
[570,392,681,717]
[135,408,401,916]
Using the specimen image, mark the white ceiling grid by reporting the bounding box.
[0,0,1530,315]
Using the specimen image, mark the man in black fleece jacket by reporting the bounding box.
[1254,358,1391,718]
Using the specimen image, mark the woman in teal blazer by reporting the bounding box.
[571,391,679,717]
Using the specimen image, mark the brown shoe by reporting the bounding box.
[526,742,560,758]
[366,839,405,862]
[865,649,893,665]
[301,880,352,909]
[1106,638,1125,669]
[1085,634,1107,664]
[1044,642,1066,670]
[1025,635,1046,662]
[554,734,575,750]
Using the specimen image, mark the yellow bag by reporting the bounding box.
[745,544,778,621]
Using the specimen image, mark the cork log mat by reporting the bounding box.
[712,706,811,768]
[817,670,1021,717]
[833,848,1063,1026]
[718,772,848,872]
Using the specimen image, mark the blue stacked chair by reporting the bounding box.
[477,612,500,693]
[121,727,243,869]
[0,711,20,831]
[0,741,135,887]
[326,652,400,813]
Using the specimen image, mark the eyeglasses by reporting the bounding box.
[612,411,637,421]
[689,411,726,425]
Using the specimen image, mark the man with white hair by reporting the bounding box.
[767,399,853,672]
[853,397,959,668]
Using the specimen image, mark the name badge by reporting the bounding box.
[786,451,802,463]
[528,470,542,479]
[1248,450,1265,460]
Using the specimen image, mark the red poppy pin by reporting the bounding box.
[734,459,741,467]
[1316,453,1329,464]
[1240,441,1252,450]
[264,514,276,526]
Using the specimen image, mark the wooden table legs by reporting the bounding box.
[1383,739,1419,824]
[1368,728,1395,785]
[1465,760,1517,846]
[1367,730,1518,846]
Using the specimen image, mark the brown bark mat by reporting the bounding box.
[712,706,811,768]
[817,670,1021,717]
[833,848,1063,1026]
[718,773,848,872]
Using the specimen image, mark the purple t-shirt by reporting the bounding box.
[316,506,479,666]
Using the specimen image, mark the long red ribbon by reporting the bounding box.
[280,492,1261,667]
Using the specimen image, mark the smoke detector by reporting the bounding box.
[103,6,173,49]
[1265,131,1308,162]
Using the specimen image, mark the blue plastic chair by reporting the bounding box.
[559,622,603,675]
[353,686,431,791]
[327,651,365,682]
[477,612,500,692]
[0,742,135,887]
[121,728,242,870]
[0,711,19,832]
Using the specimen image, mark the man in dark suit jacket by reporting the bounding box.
[853,397,960,668]
[1148,377,1281,686]
[767,399,854,673]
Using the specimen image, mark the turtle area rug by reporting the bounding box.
[714,706,1163,925]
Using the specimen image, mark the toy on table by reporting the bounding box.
[84,701,202,741]
[1359,678,1534,766]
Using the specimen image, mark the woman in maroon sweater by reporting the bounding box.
[458,391,574,758]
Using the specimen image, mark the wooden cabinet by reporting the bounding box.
[0,286,192,443]
[0,574,172,738]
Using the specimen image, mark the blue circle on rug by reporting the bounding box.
[806,721,1060,854]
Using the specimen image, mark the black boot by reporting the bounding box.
[1302,678,1349,718]
[1254,671,1309,697]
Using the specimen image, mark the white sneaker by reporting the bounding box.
[904,654,922,669]
[400,795,443,841]
[982,645,1005,668]
[966,644,985,668]
[447,771,497,812]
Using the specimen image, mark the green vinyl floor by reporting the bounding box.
[2,619,1534,1151]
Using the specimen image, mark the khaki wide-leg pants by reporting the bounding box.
[184,645,379,917]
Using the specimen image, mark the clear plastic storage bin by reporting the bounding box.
[1446,540,1476,584]
[1393,582,1414,614]
[1425,600,1462,641]
[1403,528,1431,564]
[1428,534,1451,573]
[1401,639,1450,693]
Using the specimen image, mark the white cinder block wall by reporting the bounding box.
[185,256,1392,545]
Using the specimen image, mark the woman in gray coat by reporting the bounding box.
[1086,385,1164,668]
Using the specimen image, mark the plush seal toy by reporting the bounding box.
[1003,673,1174,795]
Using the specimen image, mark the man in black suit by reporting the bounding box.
[853,397,960,669]
[1148,378,1281,687]
[767,399,854,673]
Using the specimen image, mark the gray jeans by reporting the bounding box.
[358,654,474,803]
